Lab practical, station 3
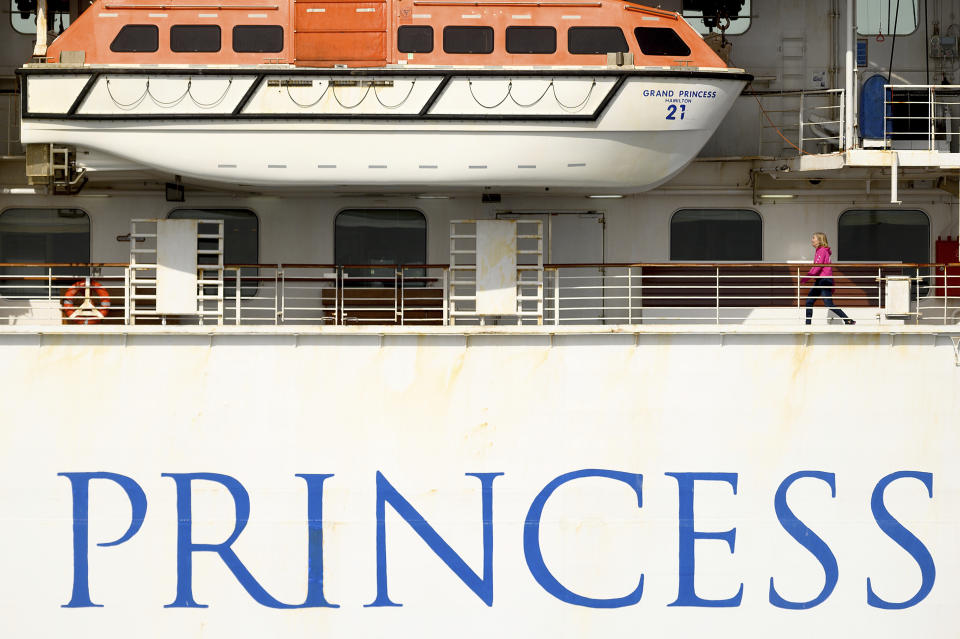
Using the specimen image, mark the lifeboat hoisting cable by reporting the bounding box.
[62,278,111,325]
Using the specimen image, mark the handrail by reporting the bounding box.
[0,261,957,269]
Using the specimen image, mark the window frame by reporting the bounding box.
[232,24,284,53]
[855,0,919,36]
[681,0,752,36]
[566,26,630,55]
[633,26,691,57]
[109,24,160,53]
[505,25,557,54]
[442,25,495,55]
[836,208,930,263]
[668,208,763,262]
[0,207,91,299]
[10,0,71,35]
[170,24,222,53]
[397,25,434,53]
[167,208,260,297]
[333,208,428,267]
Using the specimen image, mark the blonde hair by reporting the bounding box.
[812,232,829,247]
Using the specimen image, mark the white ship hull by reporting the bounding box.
[0,328,956,637]
[20,68,749,190]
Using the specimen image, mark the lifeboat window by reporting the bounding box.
[633,27,690,56]
[443,26,494,54]
[838,210,929,263]
[335,209,426,286]
[670,209,761,261]
[0,208,89,298]
[168,209,259,297]
[170,25,221,53]
[566,27,628,55]
[398,26,433,53]
[232,25,284,53]
[506,26,556,54]
[109,25,159,53]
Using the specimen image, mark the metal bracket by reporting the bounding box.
[951,337,960,366]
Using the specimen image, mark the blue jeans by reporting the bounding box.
[805,278,850,324]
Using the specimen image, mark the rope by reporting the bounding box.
[468,79,512,109]
[509,80,553,107]
[188,78,233,109]
[373,80,417,109]
[146,79,190,107]
[105,78,149,110]
[331,83,372,109]
[286,81,329,108]
[552,79,596,111]
[753,90,808,155]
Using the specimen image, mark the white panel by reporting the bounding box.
[476,220,517,315]
[885,276,911,316]
[26,76,91,113]
[156,219,198,314]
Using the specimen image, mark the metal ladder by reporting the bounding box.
[127,218,225,325]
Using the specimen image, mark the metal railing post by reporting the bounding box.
[235,268,241,326]
[553,268,560,326]
[929,86,935,151]
[715,267,720,324]
[799,91,805,154]
[442,268,449,326]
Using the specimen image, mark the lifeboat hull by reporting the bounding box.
[20,68,750,191]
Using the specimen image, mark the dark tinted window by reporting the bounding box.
[232,25,284,53]
[0,208,89,297]
[169,209,259,297]
[670,209,762,260]
[335,209,426,266]
[443,26,494,54]
[506,26,556,54]
[634,27,691,56]
[838,209,929,263]
[109,25,159,53]
[398,25,433,53]
[170,24,221,52]
[567,26,628,54]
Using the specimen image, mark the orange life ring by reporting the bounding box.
[62,279,111,325]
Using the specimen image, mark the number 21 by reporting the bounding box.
[666,104,686,120]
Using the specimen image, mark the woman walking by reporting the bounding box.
[801,232,855,325]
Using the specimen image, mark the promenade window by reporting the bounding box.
[0,208,89,298]
[567,27,628,54]
[171,25,221,53]
[110,25,159,53]
[443,26,494,54]
[11,0,70,35]
[506,26,557,54]
[232,25,284,53]
[168,209,259,296]
[682,0,751,36]
[634,27,690,56]
[670,209,762,260]
[857,0,918,35]
[837,209,928,263]
[398,26,433,53]
[335,209,426,267]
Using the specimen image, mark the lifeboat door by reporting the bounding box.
[497,212,605,323]
[294,0,388,67]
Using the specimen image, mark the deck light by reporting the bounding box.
[586,194,624,199]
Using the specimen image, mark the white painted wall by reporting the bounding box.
[0,330,956,637]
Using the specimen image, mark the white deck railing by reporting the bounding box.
[798,89,845,154]
[885,85,960,151]
[0,262,958,327]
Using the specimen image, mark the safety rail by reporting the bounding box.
[798,89,845,154]
[0,262,959,327]
[884,85,960,151]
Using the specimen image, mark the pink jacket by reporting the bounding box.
[802,246,833,283]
